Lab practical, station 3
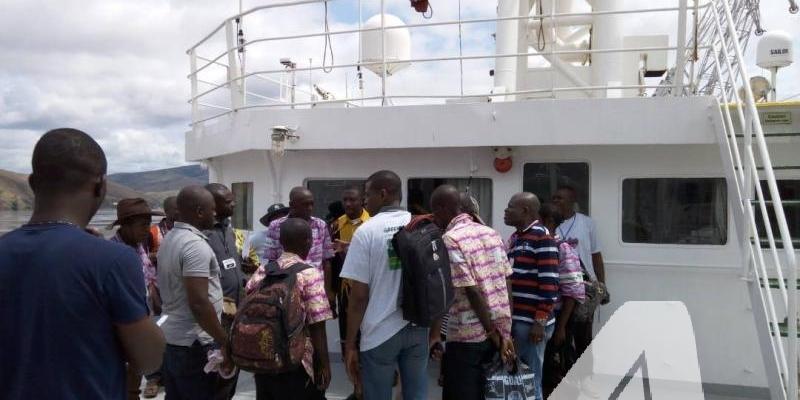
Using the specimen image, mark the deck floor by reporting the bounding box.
[143,358,764,400]
[146,358,443,400]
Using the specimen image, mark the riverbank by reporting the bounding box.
[0,209,119,237]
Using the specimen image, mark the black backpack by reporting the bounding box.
[391,216,455,327]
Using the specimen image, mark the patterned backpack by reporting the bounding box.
[230,262,311,374]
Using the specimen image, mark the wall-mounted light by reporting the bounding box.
[270,125,299,157]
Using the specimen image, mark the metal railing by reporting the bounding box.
[703,1,798,398]
[186,0,711,125]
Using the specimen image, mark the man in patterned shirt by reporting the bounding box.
[247,218,332,400]
[504,192,559,400]
[261,187,336,311]
[431,185,514,400]
[110,198,165,400]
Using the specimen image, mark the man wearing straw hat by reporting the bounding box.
[110,198,166,400]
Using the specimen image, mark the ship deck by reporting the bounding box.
[143,358,768,400]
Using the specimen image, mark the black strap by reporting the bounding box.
[578,258,594,283]
[266,261,313,276]
[258,261,314,291]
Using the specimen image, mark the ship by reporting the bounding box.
[184,0,800,398]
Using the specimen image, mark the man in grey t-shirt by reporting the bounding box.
[157,186,232,400]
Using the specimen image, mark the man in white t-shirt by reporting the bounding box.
[340,170,430,400]
[552,185,607,359]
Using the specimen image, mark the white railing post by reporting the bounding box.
[674,0,688,96]
[380,0,386,106]
[190,49,199,127]
[225,19,244,110]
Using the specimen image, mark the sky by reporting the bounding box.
[0,0,798,174]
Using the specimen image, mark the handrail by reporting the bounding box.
[187,0,342,53]
[720,2,798,396]
[189,83,672,126]
[187,0,711,112]
[188,4,707,78]
[702,0,798,398]
[188,46,686,103]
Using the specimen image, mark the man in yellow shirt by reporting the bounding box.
[335,187,370,245]
[333,186,370,400]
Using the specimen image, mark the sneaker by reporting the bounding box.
[142,379,161,399]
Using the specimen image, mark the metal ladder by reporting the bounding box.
[694,1,799,398]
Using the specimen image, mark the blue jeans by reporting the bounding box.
[360,324,429,400]
[512,321,555,400]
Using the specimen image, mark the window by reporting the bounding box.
[523,163,590,214]
[231,182,253,230]
[622,178,728,245]
[755,180,800,248]
[407,178,493,224]
[306,179,366,220]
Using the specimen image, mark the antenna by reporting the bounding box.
[756,31,794,101]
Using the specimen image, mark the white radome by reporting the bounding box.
[360,14,411,76]
[756,30,794,69]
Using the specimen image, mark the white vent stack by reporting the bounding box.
[756,31,794,101]
[360,14,411,77]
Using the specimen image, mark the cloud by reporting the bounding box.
[1,0,798,175]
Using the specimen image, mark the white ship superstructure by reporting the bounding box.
[185,1,800,398]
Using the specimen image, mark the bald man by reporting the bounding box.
[157,185,233,400]
[262,186,336,311]
[432,185,514,400]
[202,183,248,400]
[504,192,560,400]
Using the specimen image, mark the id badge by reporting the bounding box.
[222,258,237,270]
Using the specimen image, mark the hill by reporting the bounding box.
[108,165,208,193]
[0,169,152,210]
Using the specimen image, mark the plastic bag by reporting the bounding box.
[484,358,536,400]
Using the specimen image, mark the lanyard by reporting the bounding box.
[558,215,577,239]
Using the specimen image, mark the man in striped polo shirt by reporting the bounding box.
[504,192,560,400]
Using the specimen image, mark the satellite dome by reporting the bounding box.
[360,14,411,76]
[756,30,794,69]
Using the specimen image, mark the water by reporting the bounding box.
[0,209,119,237]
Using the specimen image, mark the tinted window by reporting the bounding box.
[407,178,493,224]
[231,182,253,230]
[523,163,590,214]
[622,178,727,245]
[755,180,800,248]
[306,179,367,220]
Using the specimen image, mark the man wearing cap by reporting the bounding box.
[244,203,290,265]
[109,198,165,399]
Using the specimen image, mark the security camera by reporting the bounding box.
[280,58,296,68]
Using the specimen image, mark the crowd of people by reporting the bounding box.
[0,128,608,400]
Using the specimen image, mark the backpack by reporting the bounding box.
[391,215,455,327]
[230,262,312,374]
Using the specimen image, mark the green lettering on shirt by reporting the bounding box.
[387,238,402,270]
